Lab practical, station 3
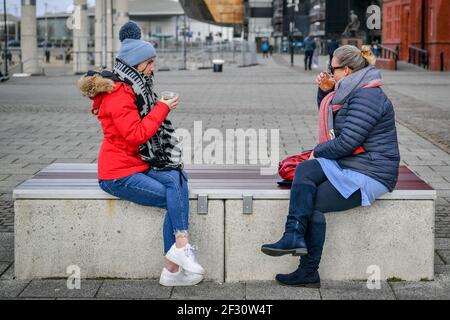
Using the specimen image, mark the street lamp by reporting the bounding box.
[11,4,18,42]
[287,0,299,67]
[3,0,8,77]
[44,2,48,50]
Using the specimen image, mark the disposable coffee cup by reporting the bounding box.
[161,91,179,100]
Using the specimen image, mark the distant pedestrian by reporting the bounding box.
[327,38,339,67]
[261,41,270,58]
[269,44,274,56]
[88,52,95,66]
[6,51,12,64]
[65,47,72,64]
[312,37,321,69]
[371,42,379,58]
[45,49,51,63]
[303,36,316,71]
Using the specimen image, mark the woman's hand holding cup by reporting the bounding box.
[316,72,335,92]
[160,91,179,111]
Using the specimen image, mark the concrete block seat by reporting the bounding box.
[13,164,436,282]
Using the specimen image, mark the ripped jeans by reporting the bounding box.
[99,168,190,255]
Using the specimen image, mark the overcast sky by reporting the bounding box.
[2,0,180,16]
[3,0,96,16]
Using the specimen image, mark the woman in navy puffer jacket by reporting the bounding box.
[261,45,400,288]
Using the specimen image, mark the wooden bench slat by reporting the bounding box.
[14,164,435,199]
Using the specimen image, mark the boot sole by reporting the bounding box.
[261,247,308,257]
[276,279,321,288]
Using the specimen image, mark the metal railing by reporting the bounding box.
[409,45,429,69]
[378,44,399,70]
[156,40,257,71]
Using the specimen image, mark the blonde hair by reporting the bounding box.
[333,45,377,72]
[361,45,377,66]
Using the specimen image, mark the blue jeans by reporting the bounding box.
[99,168,190,255]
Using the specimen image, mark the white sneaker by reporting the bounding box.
[165,243,205,275]
[159,267,204,287]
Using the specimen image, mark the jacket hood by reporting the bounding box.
[78,73,115,99]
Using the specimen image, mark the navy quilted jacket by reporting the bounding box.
[314,87,400,192]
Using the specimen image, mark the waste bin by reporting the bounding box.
[212,59,224,72]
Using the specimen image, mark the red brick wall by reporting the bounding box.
[382,0,450,70]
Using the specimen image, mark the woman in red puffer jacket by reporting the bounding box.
[78,21,205,287]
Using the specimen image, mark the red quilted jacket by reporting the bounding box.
[88,80,170,180]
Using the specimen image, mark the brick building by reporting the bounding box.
[382,0,450,71]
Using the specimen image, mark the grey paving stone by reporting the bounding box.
[319,280,396,300]
[436,250,450,264]
[0,233,13,249]
[0,194,13,201]
[390,280,450,300]
[434,265,450,277]
[245,281,320,300]
[435,252,446,265]
[171,282,245,300]
[96,280,171,299]
[0,263,15,280]
[0,262,11,276]
[432,166,450,173]
[436,238,450,250]
[5,298,57,300]
[0,280,31,298]
[19,280,103,298]
[0,247,13,263]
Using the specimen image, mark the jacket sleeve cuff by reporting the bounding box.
[155,101,171,113]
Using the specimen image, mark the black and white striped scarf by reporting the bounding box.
[113,58,184,171]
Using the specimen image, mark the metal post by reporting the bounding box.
[102,0,107,68]
[289,1,295,67]
[3,0,8,76]
[175,15,179,52]
[290,6,294,67]
[14,5,18,41]
[287,0,299,67]
[421,0,426,50]
[44,2,48,49]
[95,0,103,67]
[183,14,187,70]
[110,0,114,69]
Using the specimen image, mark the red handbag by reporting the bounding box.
[278,150,313,181]
[278,147,365,181]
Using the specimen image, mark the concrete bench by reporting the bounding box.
[14,164,436,282]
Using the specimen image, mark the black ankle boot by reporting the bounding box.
[275,211,326,288]
[275,267,321,288]
[261,184,317,257]
[260,229,308,257]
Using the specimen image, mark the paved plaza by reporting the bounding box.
[1,55,450,299]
